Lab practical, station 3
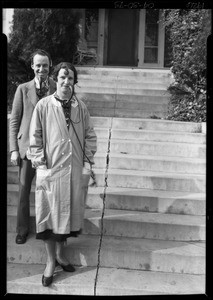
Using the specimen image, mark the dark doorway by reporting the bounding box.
[106,9,139,66]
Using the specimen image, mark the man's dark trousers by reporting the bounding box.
[16,157,36,236]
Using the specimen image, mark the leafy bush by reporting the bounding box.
[163,9,211,122]
[167,86,206,122]
[7,8,81,112]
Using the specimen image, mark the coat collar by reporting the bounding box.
[50,95,70,135]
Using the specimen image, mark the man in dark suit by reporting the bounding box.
[9,49,56,244]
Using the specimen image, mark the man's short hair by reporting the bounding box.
[30,49,52,67]
[51,62,78,84]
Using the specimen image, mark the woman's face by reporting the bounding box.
[56,68,74,97]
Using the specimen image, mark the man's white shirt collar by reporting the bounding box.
[34,76,49,89]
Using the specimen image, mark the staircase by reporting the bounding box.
[7,115,206,295]
[75,67,173,119]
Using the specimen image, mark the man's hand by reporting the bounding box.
[11,151,20,166]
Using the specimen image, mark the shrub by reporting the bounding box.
[162,9,211,122]
[7,8,81,112]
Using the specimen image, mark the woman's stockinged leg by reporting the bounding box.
[55,241,75,272]
[43,239,56,277]
[55,241,70,266]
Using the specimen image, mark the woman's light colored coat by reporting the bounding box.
[27,94,97,234]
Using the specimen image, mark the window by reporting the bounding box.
[144,9,159,63]
[85,9,98,47]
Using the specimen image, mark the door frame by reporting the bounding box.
[97,9,165,68]
[97,9,105,66]
[138,9,165,68]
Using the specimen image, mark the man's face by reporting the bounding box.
[56,68,74,96]
[31,54,50,81]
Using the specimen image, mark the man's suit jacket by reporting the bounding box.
[9,77,56,159]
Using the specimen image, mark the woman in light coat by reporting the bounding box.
[27,62,97,286]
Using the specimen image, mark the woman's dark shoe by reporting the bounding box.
[42,263,55,287]
[42,274,53,287]
[55,259,75,272]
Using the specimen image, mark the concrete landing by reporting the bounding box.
[7,184,206,215]
[7,232,205,274]
[7,206,205,241]
[6,263,205,295]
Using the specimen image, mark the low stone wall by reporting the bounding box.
[202,122,206,134]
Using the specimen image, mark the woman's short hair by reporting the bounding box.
[30,49,52,67]
[51,62,78,84]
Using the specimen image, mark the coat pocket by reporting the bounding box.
[36,168,52,188]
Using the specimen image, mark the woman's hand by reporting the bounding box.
[37,165,47,170]
[83,162,91,175]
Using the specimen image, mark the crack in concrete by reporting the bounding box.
[94,119,112,296]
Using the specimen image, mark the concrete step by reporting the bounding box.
[7,232,205,275]
[8,142,206,170]
[7,262,205,295]
[109,139,206,159]
[111,117,202,133]
[76,67,173,79]
[84,208,205,241]
[108,153,205,175]
[115,93,170,103]
[103,187,205,215]
[93,127,110,139]
[91,116,112,128]
[7,151,107,168]
[77,79,168,90]
[75,86,170,96]
[7,166,106,187]
[97,139,109,153]
[7,139,109,156]
[7,166,205,193]
[81,97,168,112]
[88,108,167,119]
[78,70,171,83]
[78,73,172,84]
[8,143,105,168]
[7,115,112,130]
[7,183,104,209]
[111,128,206,144]
[7,184,205,215]
[7,207,205,241]
[8,115,203,133]
[78,93,170,105]
[107,169,205,193]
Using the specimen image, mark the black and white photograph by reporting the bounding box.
[3,5,212,296]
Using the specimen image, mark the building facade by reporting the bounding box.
[79,9,172,68]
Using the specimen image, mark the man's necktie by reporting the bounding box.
[36,81,49,100]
